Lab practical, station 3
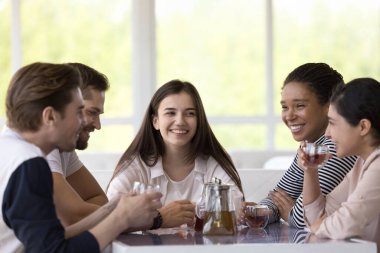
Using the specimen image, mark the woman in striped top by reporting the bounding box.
[256,63,357,228]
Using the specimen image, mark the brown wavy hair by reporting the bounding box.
[6,62,81,131]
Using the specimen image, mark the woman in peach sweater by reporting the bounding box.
[299,78,380,250]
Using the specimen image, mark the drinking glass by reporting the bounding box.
[194,198,205,232]
[132,181,160,194]
[243,204,270,229]
[302,142,331,168]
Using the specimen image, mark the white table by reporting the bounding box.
[112,222,377,253]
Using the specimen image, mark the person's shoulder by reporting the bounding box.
[124,155,144,168]
[117,155,152,175]
[0,134,43,159]
[0,135,44,173]
[196,155,215,166]
[60,150,78,161]
[366,148,380,169]
[196,156,223,173]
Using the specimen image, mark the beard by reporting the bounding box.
[76,134,88,150]
[76,125,94,150]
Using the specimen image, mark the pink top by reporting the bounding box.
[304,148,380,248]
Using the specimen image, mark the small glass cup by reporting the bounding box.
[244,204,270,229]
[132,181,160,194]
[302,142,331,168]
[194,198,205,232]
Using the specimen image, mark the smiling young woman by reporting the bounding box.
[252,63,357,228]
[107,79,244,229]
[300,78,380,250]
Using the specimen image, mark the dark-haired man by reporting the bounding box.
[0,62,161,252]
[47,63,109,225]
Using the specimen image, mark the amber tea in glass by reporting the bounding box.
[244,204,270,229]
[302,142,330,168]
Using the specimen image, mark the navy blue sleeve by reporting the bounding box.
[2,157,100,253]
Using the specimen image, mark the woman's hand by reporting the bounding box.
[297,141,318,172]
[159,200,195,228]
[239,201,257,225]
[270,188,295,221]
[297,141,332,172]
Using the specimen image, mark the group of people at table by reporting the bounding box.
[0,62,379,252]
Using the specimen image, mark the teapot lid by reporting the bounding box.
[210,177,222,184]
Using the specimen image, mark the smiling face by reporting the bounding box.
[281,82,329,142]
[153,91,197,151]
[325,104,362,158]
[54,88,85,152]
[76,87,105,150]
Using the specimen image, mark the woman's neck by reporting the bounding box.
[162,146,194,181]
[358,144,378,162]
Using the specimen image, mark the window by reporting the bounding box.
[1,0,379,152]
[0,0,11,121]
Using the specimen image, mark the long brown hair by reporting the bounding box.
[109,79,243,194]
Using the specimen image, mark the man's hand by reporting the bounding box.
[117,192,163,229]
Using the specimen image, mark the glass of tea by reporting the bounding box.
[302,142,331,168]
[244,204,270,229]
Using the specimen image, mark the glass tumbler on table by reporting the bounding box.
[243,204,270,229]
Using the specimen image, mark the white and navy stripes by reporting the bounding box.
[259,135,357,228]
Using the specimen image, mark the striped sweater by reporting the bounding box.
[259,135,357,228]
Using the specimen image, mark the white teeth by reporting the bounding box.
[289,125,302,133]
[171,129,187,134]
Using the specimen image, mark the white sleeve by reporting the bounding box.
[46,150,83,177]
[46,149,64,175]
[64,151,83,177]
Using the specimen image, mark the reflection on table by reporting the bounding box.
[112,222,376,253]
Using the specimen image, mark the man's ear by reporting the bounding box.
[359,118,372,136]
[41,106,57,126]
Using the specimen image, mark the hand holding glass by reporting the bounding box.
[302,142,331,168]
[243,204,270,229]
[132,181,161,194]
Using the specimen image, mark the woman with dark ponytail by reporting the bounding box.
[300,78,380,250]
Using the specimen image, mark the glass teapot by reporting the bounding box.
[194,177,221,232]
[202,180,237,235]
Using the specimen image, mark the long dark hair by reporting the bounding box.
[109,79,243,194]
